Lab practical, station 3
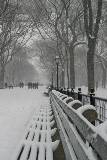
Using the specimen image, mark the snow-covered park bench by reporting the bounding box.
[12,105,59,160]
[50,90,107,160]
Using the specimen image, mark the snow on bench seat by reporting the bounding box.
[51,90,107,160]
[12,105,59,160]
[63,97,74,104]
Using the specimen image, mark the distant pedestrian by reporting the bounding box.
[21,82,24,88]
[28,82,30,89]
[19,82,21,88]
[34,83,36,89]
[32,83,34,89]
[36,82,38,89]
[35,82,38,89]
[31,82,33,89]
[5,82,8,88]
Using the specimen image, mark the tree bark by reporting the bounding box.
[0,65,5,88]
[65,49,70,88]
[87,39,96,92]
[101,65,106,88]
[61,69,65,88]
[87,51,95,92]
[69,45,75,89]
[82,0,103,92]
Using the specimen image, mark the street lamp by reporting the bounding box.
[55,56,60,90]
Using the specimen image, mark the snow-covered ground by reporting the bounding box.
[75,86,107,99]
[0,86,49,160]
[0,85,107,160]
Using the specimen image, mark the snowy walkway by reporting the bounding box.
[0,86,49,160]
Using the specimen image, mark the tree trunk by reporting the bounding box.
[69,45,75,89]
[0,65,5,88]
[87,39,96,92]
[65,47,70,88]
[61,69,65,88]
[66,56,69,88]
[102,66,106,88]
[82,0,102,92]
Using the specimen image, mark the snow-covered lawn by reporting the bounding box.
[75,86,107,99]
[0,86,49,160]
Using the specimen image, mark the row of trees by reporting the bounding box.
[28,0,105,92]
[0,0,106,92]
[0,0,41,87]
[5,45,39,85]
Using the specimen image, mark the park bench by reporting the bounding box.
[12,105,59,160]
[50,90,107,160]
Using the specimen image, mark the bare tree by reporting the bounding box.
[0,0,34,88]
[82,0,103,92]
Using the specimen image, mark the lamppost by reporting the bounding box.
[55,56,60,90]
